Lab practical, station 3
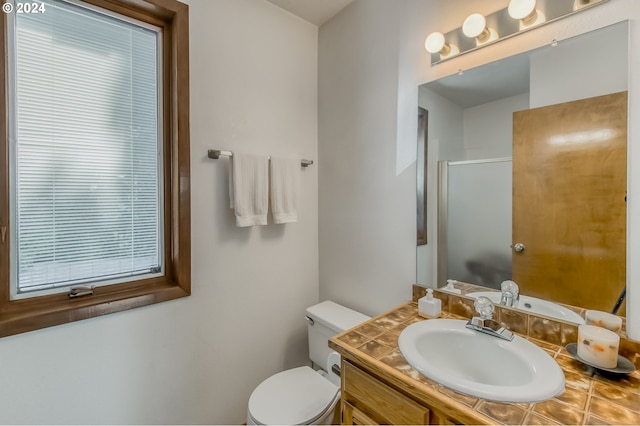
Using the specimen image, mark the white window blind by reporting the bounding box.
[9,0,163,294]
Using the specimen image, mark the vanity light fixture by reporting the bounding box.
[508,0,546,30]
[462,13,498,45]
[425,32,460,59]
[425,0,608,65]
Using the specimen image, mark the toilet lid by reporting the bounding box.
[248,366,339,425]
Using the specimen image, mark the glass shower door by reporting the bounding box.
[440,158,512,290]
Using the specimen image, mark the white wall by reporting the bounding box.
[0,0,319,424]
[530,21,628,108]
[320,0,640,339]
[463,93,529,159]
[318,0,416,316]
[318,0,517,313]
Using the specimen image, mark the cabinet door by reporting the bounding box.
[342,401,379,425]
[430,410,462,425]
[342,361,431,425]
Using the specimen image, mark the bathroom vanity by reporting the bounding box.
[329,288,640,425]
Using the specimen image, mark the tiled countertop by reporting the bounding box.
[329,302,640,425]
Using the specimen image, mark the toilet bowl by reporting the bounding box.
[247,301,369,425]
[246,365,339,425]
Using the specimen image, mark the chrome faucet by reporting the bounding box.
[466,296,514,341]
[500,280,520,307]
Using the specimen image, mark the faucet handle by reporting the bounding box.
[501,280,519,296]
[474,296,495,320]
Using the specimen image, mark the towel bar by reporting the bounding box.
[208,150,313,168]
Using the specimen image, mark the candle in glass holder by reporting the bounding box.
[577,324,620,369]
[585,310,622,332]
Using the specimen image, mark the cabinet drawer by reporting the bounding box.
[343,361,430,425]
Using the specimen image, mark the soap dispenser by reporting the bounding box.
[443,279,461,294]
[418,288,442,319]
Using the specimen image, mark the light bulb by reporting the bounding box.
[425,32,445,54]
[462,13,487,38]
[509,0,545,29]
[424,32,459,59]
[508,0,536,20]
[463,13,498,45]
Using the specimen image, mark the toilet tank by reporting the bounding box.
[305,301,370,368]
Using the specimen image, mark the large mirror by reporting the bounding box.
[416,21,629,324]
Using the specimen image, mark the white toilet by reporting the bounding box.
[247,301,370,425]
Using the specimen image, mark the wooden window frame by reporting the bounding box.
[0,0,191,338]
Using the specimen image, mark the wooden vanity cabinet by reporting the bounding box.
[340,360,464,425]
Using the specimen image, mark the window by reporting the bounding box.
[10,0,163,296]
[0,0,190,337]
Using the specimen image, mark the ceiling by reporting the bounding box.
[425,53,531,108]
[266,0,353,26]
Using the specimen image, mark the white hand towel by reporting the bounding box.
[228,153,269,227]
[270,156,300,224]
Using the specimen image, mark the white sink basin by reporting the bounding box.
[467,291,585,324]
[398,319,565,402]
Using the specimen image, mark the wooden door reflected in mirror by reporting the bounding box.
[512,91,627,314]
[417,107,428,246]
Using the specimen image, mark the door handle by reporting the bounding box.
[512,243,526,252]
